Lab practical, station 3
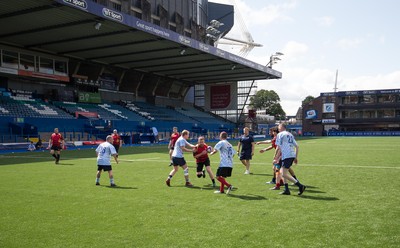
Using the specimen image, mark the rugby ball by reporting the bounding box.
[206,146,213,153]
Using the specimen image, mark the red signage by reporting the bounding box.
[210,85,231,109]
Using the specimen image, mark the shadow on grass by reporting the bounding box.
[227,194,267,201]
[299,195,339,201]
[56,163,75,166]
[101,185,138,190]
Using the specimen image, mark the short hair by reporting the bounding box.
[198,136,204,141]
[279,123,287,129]
[243,127,249,131]
[220,131,228,139]
[173,127,178,130]
[106,135,113,141]
[181,130,189,136]
[113,129,117,133]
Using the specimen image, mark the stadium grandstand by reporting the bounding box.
[0,0,281,147]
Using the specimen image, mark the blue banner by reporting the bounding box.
[327,131,400,136]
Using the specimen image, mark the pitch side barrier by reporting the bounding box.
[327,131,400,136]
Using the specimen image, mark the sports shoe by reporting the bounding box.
[110,183,117,187]
[185,182,193,187]
[279,190,290,195]
[244,170,250,175]
[226,185,234,195]
[298,185,306,195]
[270,186,280,190]
[96,182,100,186]
[169,162,173,166]
[166,178,171,187]
[202,170,206,178]
[266,180,276,184]
[214,190,223,194]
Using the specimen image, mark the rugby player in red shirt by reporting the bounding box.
[111,129,122,156]
[193,136,216,187]
[168,127,180,166]
[49,128,65,164]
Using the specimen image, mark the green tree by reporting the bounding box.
[249,89,286,118]
[302,95,315,106]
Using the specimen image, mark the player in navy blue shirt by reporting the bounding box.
[237,127,255,174]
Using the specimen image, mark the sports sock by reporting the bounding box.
[219,183,224,192]
[57,154,60,160]
[168,175,173,179]
[110,178,114,184]
[96,178,100,183]
[276,182,280,188]
[292,175,297,180]
[211,179,215,184]
[217,176,229,187]
[52,154,57,159]
[284,183,289,191]
[295,181,303,188]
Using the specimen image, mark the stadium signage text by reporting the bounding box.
[135,21,170,38]
[199,43,209,52]
[63,0,87,10]
[179,36,191,46]
[102,8,123,22]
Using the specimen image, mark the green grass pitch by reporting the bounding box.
[0,137,399,247]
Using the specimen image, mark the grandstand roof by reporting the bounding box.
[0,0,282,84]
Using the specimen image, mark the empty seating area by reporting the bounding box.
[53,101,149,121]
[176,107,229,124]
[131,102,193,122]
[0,96,73,119]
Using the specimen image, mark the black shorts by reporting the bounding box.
[98,165,112,171]
[216,167,233,178]
[170,146,174,151]
[282,158,295,169]
[172,157,186,166]
[239,151,252,160]
[113,145,120,153]
[196,158,211,172]
[51,145,62,151]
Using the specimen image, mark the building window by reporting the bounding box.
[378,94,396,103]
[19,53,35,71]
[341,110,359,118]
[342,96,359,104]
[361,95,375,104]
[377,109,395,118]
[112,2,121,11]
[362,110,375,118]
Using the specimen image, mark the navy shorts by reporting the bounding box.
[51,145,62,151]
[98,165,112,171]
[113,145,120,153]
[281,158,295,169]
[196,158,211,172]
[172,157,186,166]
[216,167,232,177]
[239,151,252,160]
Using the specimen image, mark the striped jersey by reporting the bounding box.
[275,131,298,160]
[214,140,235,168]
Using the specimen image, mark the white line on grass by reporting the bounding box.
[1,155,399,169]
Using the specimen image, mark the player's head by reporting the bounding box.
[173,127,178,133]
[198,136,205,145]
[243,127,249,135]
[278,123,286,132]
[54,128,59,133]
[113,129,117,134]
[106,135,113,143]
[220,131,228,140]
[181,130,189,138]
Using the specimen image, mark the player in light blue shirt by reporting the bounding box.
[210,132,235,195]
[95,135,119,187]
[166,130,196,187]
[274,123,306,195]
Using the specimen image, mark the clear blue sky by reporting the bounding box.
[211,0,400,115]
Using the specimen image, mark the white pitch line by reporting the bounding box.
[1,155,399,169]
